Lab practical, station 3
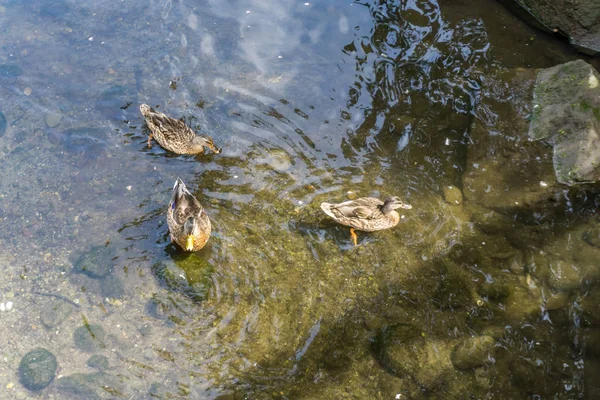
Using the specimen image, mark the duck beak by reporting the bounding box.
[212,146,222,154]
[399,203,412,210]
[186,235,194,251]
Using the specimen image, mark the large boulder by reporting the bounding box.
[497,0,600,55]
[529,60,600,185]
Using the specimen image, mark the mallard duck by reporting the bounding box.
[140,104,221,155]
[320,196,412,246]
[167,178,212,251]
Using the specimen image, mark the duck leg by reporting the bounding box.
[147,133,153,148]
[350,228,358,246]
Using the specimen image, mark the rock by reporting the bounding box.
[498,0,600,55]
[18,348,57,391]
[40,0,69,17]
[529,60,600,185]
[56,372,120,400]
[451,335,495,370]
[74,246,115,279]
[100,273,124,299]
[73,324,107,352]
[0,110,6,137]
[152,261,190,292]
[45,111,63,128]
[87,355,109,371]
[443,185,463,205]
[374,324,457,390]
[545,293,569,311]
[40,299,74,328]
[583,227,600,248]
[581,289,600,326]
[0,64,23,78]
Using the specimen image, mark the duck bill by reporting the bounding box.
[186,235,194,251]
[399,203,413,210]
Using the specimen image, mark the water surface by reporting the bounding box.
[0,0,599,398]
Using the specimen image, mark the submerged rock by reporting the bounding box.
[18,348,57,391]
[451,335,495,370]
[40,298,74,328]
[374,324,457,390]
[0,64,23,78]
[0,110,6,137]
[443,185,463,205]
[74,246,115,279]
[498,0,600,55]
[73,324,107,352]
[529,60,600,185]
[56,372,121,400]
[87,355,109,371]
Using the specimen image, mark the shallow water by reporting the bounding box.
[1,0,600,398]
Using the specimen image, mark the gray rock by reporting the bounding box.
[499,0,600,55]
[451,335,495,370]
[100,274,124,299]
[18,348,57,391]
[0,64,23,78]
[56,372,120,400]
[529,60,600,185]
[87,355,109,371]
[73,324,107,352]
[74,246,115,279]
[40,299,74,328]
[45,111,63,128]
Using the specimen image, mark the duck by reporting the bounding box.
[167,178,212,251]
[140,104,221,155]
[320,196,412,246]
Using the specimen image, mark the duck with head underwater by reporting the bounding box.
[320,196,412,246]
[140,104,221,155]
[167,178,212,251]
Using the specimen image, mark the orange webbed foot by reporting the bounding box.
[350,228,358,246]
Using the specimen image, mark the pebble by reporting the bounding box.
[6,301,13,311]
[443,185,463,205]
[0,303,4,312]
[18,348,57,391]
[23,87,32,96]
[45,111,63,128]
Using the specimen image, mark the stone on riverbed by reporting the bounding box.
[451,335,495,370]
[529,60,600,185]
[0,110,6,137]
[374,324,458,390]
[18,348,57,391]
[40,298,74,328]
[74,246,115,279]
[73,324,107,352]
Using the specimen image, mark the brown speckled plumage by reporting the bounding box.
[140,104,221,155]
[167,178,212,251]
[320,196,412,232]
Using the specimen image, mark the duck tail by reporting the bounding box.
[171,178,190,209]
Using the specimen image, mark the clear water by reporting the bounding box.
[1,0,599,398]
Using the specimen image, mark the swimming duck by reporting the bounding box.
[167,178,212,251]
[320,196,412,246]
[140,104,221,155]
